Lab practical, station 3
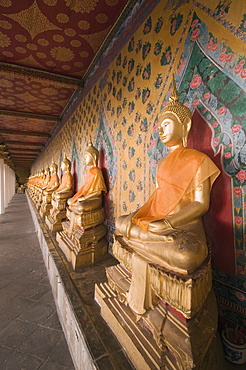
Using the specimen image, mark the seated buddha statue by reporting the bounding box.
[42,167,51,190]
[114,78,220,315]
[57,141,108,268]
[40,162,60,218]
[52,156,73,202]
[67,140,107,216]
[43,163,59,195]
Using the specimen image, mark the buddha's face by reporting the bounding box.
[61,161,67,171]
[158,114,183,147]
[85,153,94,166]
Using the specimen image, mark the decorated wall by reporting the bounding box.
[32,0,246,330]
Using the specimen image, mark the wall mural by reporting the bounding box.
[32,0,246,329]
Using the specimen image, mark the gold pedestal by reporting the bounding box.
[56,207,108,269]
[40,194,53,218]
[45,198,68,232]
[57,222,108,269]
[95,236,224,369]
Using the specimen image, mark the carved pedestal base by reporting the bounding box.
[56,221,108,269]
[95,236,224,369]
[40,203,52,218]
[95,280,223,370]
[45,209,66,232]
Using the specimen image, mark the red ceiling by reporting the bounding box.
[0,0,129,167]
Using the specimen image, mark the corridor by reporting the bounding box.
[0,194,74,370]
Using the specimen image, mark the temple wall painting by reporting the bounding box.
[32,0,246,329]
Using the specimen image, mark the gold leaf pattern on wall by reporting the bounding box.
[80,27,111,53]
[65,0,98,14]
[96,13,109,24]
[78,20,90,30]
[105,0,118,5]
[5,0,61,39]
[56,13,69,23]
[0,20,12,29]
[17,91,39,103]
[16,54,44,69]
[43,0,57,6]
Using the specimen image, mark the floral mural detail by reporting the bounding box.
[128,58,135,74]
[122,201,127,212]
[135,87,141,100]
[160,46,172,65]
[136,63,143,76]
[128,36,135,52]
[136,135,142,146]
[239,14,246,33]
[122,56,127,68]
[142,63,151,80]
[128,77,135,92]
[116,130,122,142]
[154,40,163,56]
[123,181,128,190]
[122,97,127,108]
[154,73,163,89]
[128,101,135,115]
[117,70,122,84]
[214,1,231,18]
[128,146,135,158]
[117,106,122,118]
[129,169,136,181]
[135,39,142,54]
[190,18,201,41]
[122,76,128,86]
[137,180,143,191]
[140,117,148,132]
[129,190,136,203]
[122,116,127,126]
[122,139,127,150]
[127,124,134,137]
[136,157,142,168]
[135,111,141,122]
[116,88,122,101]
[143,16,152,34]
[142,41,151,61]
[154,16,163,33]
[146,102,154,115]
[169,12,183,35]
[142,87,151,103]
[122,160,127,170]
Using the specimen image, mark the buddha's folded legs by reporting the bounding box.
[68,197,102,213]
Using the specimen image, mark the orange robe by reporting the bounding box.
[46,173,59,190]
[133,146,220,231]
[72,167,107,203]
[55,172,73,192]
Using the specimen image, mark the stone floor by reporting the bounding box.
[0,194,75,370]
[0,194,245,370]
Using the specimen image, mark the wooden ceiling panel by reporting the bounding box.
[0,0,129,168]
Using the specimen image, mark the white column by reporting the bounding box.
[0,158,5,214]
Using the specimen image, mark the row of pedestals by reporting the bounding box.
[26,175,108,270]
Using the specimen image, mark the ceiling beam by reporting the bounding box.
[0,109,60,122]
[9,148,40,152]
[0,129,50,138]
[0,62,84,90]
[4,141,44,147]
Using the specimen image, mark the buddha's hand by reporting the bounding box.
[148,219,185,240]
[78,197,85,202]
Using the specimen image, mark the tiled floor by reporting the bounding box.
[0,194,75,370]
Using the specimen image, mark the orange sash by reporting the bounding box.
[72,167,107,203]
[46,173,59,190]
[133,147,220,231]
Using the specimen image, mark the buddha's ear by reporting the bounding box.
[182,118,192,147]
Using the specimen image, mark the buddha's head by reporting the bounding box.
[45,166,50,175]
[158,75,192,147]
[50,162,58,174]
[61,156,71,171]
[85,139,99,167]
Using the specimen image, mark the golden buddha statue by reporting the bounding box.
[95,77,223,369]
[46,156,74,232]
[42,167,51,190]
[57,140,108,269]
[40,163,60,218]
